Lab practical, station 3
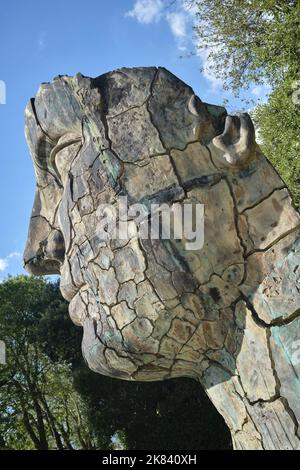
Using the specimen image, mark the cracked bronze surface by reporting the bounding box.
[24,67,300,450]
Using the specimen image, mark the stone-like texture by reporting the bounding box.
[24,67,300,450]
[270,318,300,432]
[235,302,277,402]
[244,399,300,450]
[252,238,300,323]
[171,142,218,183]
[243,188,300,250]
[108,105,165,162]
[122,155,179,200]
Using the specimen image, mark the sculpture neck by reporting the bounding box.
[197,292,300,449]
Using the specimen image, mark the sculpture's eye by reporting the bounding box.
[50,135,82,184]
[54,142,82,182]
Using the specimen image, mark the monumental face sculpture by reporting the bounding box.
[24,67,300,450]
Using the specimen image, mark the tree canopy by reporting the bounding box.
[0,276,231,450]
[192,0,300,91]
[191,0,300,207]
[0,276,94,450]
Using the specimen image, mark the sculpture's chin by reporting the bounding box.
[61,268,189,381]
[66,287,175,382]
[81,318,175,382]
[65,286,146,380]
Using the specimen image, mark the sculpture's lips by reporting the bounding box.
[68,289,86,327]
[59,269,81,304]
[23,254,61,276]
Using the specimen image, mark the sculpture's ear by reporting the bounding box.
[212,113,257,166]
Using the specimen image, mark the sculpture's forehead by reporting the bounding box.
[24,79,82,185]
[26,67,225,145]
[25,67,176,143]
[24,67,227,193]
[31,77,83,140]
[25,76,82,166]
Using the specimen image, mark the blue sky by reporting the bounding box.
[0,0,268,280]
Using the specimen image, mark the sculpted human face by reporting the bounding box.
[24,67,300,383]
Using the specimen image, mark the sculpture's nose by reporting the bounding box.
[23,190,65,275]
[24,226,65,275]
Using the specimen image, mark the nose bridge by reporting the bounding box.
[23,188,65,275]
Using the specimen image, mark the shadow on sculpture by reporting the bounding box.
[24,67,300,450]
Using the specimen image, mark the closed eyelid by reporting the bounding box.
[49,135,82,183]
[49,135,82,164]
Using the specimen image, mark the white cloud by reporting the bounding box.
[252,85,264,97]
[181,1,199,18]
[0,252,22,272]
[166,12,187,39]
[126,0,163,24]
[126,0,223,90]
[197,46,223,90]
[0,259,8,272]
[7,252,22,259]
[126,1,190,44]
